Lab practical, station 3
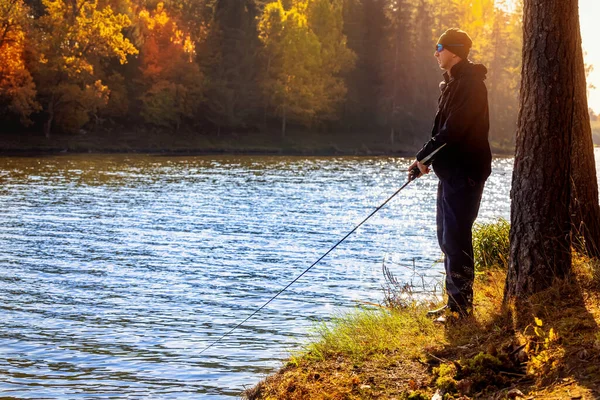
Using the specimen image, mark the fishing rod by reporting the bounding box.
[199,162,433,355]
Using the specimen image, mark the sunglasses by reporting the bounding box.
[436,43,465,52]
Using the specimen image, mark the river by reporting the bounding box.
[0,154,524,398]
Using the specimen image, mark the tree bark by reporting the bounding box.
[44,100,54,139]
[505,0,580,300]
[281,102,286,138]
[570,27,600,257]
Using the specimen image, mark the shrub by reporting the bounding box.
[472,218,510,271]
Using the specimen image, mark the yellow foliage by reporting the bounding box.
[32,0,138,134]
[259,0,354,127]
[40,0,137,79]
[138,3,195,56]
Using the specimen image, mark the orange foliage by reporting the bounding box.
[138,2,197,81]
[0,0,39,124]
[137,2,203,129]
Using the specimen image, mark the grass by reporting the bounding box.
[244,221,600,399]
[473,218,510,271]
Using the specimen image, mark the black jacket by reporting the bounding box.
[416,59,492,182]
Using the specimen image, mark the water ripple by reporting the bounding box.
[0,153,555,398]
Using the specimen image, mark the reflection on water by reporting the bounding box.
[0,153,526,398]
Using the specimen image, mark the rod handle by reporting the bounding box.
[409,165,421,181]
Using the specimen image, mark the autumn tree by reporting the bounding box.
[505,0,600,299]
[1,0,529,147]
[32,0,138,136]
[0,0,39,125]
[135,2,203,131]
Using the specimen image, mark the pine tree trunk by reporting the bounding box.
[281,103,286,139]
[505,0,580,300]
[570,27,600,257]
[390,32,398,147]
[44,100,54,139]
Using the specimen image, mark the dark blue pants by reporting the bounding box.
[436,176,484,314]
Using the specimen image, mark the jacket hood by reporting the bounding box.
[468,63,488,79]
[443,60,488,85]
[454,60,487,80]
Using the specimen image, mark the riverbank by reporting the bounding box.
[244,256,600,399]
[0,130,514,156]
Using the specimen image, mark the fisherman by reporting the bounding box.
[408,28,492,322]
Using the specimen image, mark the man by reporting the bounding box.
[408,28,492,320]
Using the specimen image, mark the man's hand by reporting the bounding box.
[408,160,430,180]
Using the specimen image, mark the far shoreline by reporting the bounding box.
[0,148,516,157]
[0,130,516,158]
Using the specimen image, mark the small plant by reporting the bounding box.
[472,218,510,271]
[405,391,429,400]
[433,363,458,393]
[526,317,559,353]
[381,258,444,309]
[524,317,560,376]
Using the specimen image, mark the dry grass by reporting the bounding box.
[244,254,600,399]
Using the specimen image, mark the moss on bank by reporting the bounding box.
[244,253,600,400]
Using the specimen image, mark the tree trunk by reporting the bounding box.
[488,12,501,145]
[44,100,54,139]
[390,30,398,147]
[281,103,286,139]
[570,27,600,258]
[505,0,580,300]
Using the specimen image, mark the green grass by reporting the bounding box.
[473,218,510,271]
[309,218,512,364]
[307,304,443,362]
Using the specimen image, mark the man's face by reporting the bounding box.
[434,46,458,71]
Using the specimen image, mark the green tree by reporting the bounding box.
[339,0,386,132]
[484,5,521,147]
[259,0,353,137]
[259,1,319,136]
[432,0,461,32]
[408,0,439,146]
[201,0,262,132]
[307,0,355,123]
[381,0,413,145]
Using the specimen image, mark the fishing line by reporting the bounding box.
[199,168,422,355]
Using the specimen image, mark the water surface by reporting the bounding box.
[0,154,519,398]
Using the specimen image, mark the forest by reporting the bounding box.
[0,0,523,151]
